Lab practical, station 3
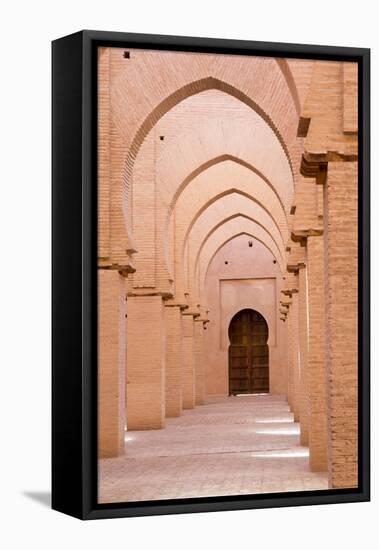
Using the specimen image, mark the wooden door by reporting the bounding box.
[228,309,269,395]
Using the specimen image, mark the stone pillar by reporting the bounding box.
[126,295,165,429]
[98,269,126,457]
[307,234,328,471]
[164,304,183,417]
[298,265,310,445]
[324,162,358,487]
[181,313,196,409]
[194,320,206,405]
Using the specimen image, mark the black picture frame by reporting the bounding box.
[52,30,370,520]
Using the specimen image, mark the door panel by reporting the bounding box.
[228,309,269,395]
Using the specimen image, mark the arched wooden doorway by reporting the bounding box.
[228,309,269,395]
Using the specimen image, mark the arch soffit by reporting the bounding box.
[122,74,297,222]
[157,117,294,216]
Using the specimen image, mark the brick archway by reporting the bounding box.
[168,154,288,219]
[123,76,296,238]
[98,49,300,268]
[123,75,294,203]
[175,193,285,302]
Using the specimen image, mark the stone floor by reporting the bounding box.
[98,394,329,503]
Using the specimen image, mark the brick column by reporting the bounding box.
[298,265,310,445]
[98,269,126,457]
[307,234,328,471]
[289,290,301,422]
[164,304,183,417]
[126,295,166,429]
[324,162,358,487]
[181,313,196,409]
[194,320,206,405]
[286,297,296,418]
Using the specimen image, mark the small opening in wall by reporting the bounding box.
[224,261,228,265]
[123,51,130,59]
[159,136,165,141]
[248,240,253,247]
[273,260,277,264]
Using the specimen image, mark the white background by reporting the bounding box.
[0,1,376,548]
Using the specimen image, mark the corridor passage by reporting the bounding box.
[99,395,328,503]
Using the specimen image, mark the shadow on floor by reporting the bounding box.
[22,491,51,508]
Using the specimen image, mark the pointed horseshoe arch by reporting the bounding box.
[122,76,294,231]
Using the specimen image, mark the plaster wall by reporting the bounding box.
[204,235,287,396]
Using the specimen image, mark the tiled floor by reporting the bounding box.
[98,394,329,503]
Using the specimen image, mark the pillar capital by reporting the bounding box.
[287,261,307,273]
[195,316,209,324]
[286,238,307,273]
[126,289,173,299]
[182,307,201,318]
[282,287,299,297]
[291,228,323,242]
[300,155,328,178]
[300,153,358,179]
[98,261,136,275]
[164,298,189,310]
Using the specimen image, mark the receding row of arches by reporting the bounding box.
[98,48,359,495]
[98,46,296,442]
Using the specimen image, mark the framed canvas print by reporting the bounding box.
[52,30,370,520]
